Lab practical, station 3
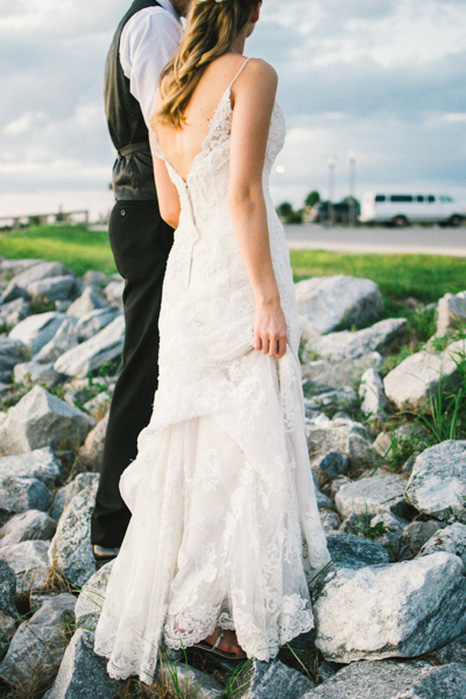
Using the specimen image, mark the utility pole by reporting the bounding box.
[327,156,335,226]
[348,150,356,226]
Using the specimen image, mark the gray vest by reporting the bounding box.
[104,0,161,201]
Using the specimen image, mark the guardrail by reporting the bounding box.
[0,209,89,232]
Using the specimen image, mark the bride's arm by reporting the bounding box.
[228,59,287,359]
[151,138,181,229]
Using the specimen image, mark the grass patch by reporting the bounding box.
[0,224,116,277]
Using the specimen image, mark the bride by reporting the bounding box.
[94,0,330,683]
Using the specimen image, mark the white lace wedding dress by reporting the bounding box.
[94,61,330,684]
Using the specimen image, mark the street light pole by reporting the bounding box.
[327,156,335,226]
[348,150,356,226]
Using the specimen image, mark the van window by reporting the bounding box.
[375,194,386,202]
[416,195,424,202]
[427,195,435,203]
[391,195,413,203]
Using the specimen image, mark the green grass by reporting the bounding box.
[0,224,116,277]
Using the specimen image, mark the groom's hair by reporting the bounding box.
[153,0,261,129]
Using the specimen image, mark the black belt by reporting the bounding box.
[117,142,151,158]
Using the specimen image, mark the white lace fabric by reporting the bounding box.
[94,84,330,685]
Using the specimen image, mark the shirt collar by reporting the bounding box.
[158,0,182,24]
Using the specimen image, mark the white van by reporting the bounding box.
[359,192,465,226]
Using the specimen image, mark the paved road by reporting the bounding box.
[285,224,466,257]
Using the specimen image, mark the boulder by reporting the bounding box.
[325,532,389,570]
[305,318,406,363]
[405,440,466,523]
[0,510,57,547]
[383,339,466,412]
[0,540,50,595]
[302,352,383,393]
[339,512,407,554]
[27,275,77,303]
[48,480,99,588]
[74,307,121,342]
[359,368,388,419]
[418,523,466,567]
[82,270,108,287]
[319,510,340,533]
[43,629,121,699]
[399,520,446,560]
[50,472,99,522]
[14,360,63,390]
[78,412,109,468]
[66,287,108,317]
[0,258,41,277]
[310,451,349,484]
[432,633,466,665]
[437,291,466,337]
[301,659,461,699]
[230,659,312,698]
[0,475,53,521]
[0,557,18,652]
[313,552,466,663]
[9,312,67,355]
[75,560,114,632]
[335,473,413,520]
[304,387,357,415]
[0,385,96,454]
[54,315,125,378]
[305,414,375,469]
[0,298,30,328]
[103,280,124,306]
[0,593,76,694]
[295,275,382,334]
[34,317,79,363]
[0,447,63,487]
[3,261,71,302]
[0,337,27,382]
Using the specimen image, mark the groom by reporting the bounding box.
[91,0,189,566]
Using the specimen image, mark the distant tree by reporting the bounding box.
[305,190,320,208]
[276,201,293,218]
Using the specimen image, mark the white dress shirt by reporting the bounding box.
[119,0,183,128]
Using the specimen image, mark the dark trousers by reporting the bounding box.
[91,200,173,548]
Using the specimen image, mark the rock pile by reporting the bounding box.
[0,257,466,698]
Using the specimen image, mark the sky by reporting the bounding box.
[0,0,465,220]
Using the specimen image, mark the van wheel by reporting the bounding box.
[448,215,462,227]
[393,215,408,227]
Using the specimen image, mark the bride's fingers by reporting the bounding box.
[254,334,262,351]
[275,337,287,358]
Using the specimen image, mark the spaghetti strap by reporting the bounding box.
[228,57,251,91]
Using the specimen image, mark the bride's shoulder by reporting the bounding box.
[243,57,278,86]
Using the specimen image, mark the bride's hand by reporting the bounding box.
[253,301,287,358]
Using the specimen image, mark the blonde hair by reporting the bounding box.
[152,0,260,129]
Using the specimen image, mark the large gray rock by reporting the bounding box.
[304,387,357,415]
[295,275,382,334]
[9,312,68,355]
[0,258,41,277]
[43,629,121,699]
[74,306,121,343]
[0,540,50,594]
[399,520,446,560]
[0,447,63,487]
[384,339,466,412]
[306,318,406,363]
[230,659,312,699]
[14,360,63,390]
[437,291,466,337]
[158,660,224,699]
[314,552,466,663]
[0,298,30,328]
[0,475,53,521]
[3,261,71,296]
[325,532,390,570]
[0,593,76,693]
[335,473,413,520]
[103,279,124,306]
[306,414,375,469]
[0,385,96,454]
[34,317,79,363]
[405,440,466,523]
[54,314,125,378]
[50,472,99,522]
[302,352,383,392]
[301,659,462,699]
[27,275,77,303]
[339,512,407,554]
[418,523,466,567]
[359,368,388,419]
[66,286,108,317]
[75,560,114,632]
[48,481,99,588]
[0,337,26,382]
[0,510,57,547]
[0,557,18,652]
[78,412,109,469]
[311,451,349,485]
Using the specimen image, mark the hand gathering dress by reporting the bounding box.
[94,58,331,684]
